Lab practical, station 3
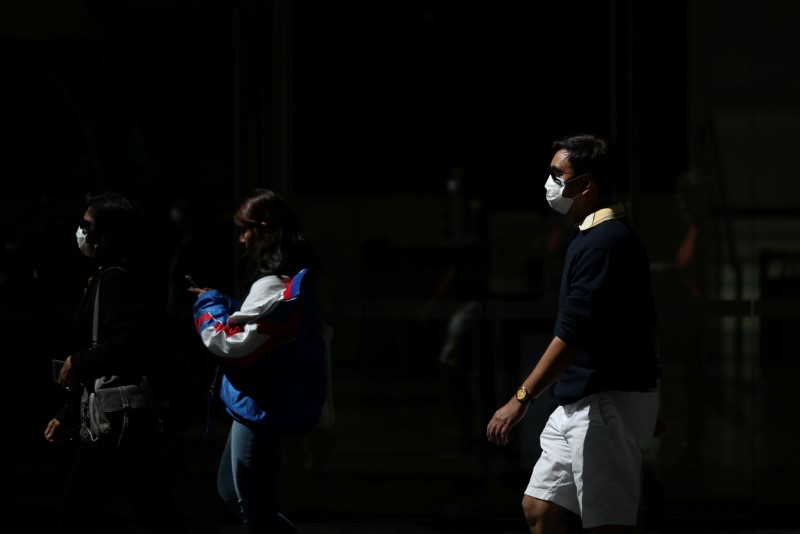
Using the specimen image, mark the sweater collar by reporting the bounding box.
[576,203,626,231]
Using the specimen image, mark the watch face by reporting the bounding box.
[516,388,527,401]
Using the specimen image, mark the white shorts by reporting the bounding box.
[524,390,659,528]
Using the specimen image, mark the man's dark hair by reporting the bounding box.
[552,133,619,200]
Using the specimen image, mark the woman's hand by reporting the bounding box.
[44,418,69,444]
[187,287,211,297]
[58,356,78,391]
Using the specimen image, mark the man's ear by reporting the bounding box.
[582,173,594,192]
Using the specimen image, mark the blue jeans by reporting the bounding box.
[217,419,297,533]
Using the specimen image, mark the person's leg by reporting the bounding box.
[523,406,580,532]
[228,419,295,533]
[217,424,242,519]
[572,392,659,530]
[126,439,186,534]
[522,495,571,534]
[56,447,110,534]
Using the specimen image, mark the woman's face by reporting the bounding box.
[239,223,268,250]
[239,226,257,249]
[82,208,97,244]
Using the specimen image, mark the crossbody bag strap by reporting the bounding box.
[91,266,130,348]
[91,273,101,348]
[203,365,222,440]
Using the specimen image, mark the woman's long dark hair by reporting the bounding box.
[234,188,320,288]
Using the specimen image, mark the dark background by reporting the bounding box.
[3,0,799,531]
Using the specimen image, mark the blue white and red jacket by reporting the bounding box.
[193,268,326,436]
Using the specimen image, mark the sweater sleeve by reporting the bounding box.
[556,245,610,348]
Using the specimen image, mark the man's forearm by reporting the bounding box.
[520,336,579,400]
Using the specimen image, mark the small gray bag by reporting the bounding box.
[80,375,153,448]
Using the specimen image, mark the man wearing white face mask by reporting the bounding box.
[544,168,588,215]
[487,134,663,533]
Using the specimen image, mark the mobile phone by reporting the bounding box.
[185,274,199,288]
[52,359,65,383]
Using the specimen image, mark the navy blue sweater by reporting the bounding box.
[554,216,661,405]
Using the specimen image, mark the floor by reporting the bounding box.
[9,368,800,533]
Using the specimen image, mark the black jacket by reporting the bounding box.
[56,264,147,425]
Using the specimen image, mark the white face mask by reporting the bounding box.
[76,226,98,257]
[544,175,582,215]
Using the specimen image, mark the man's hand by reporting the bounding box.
[486,398,528,446]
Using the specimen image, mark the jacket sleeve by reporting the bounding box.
[193,272,305,367]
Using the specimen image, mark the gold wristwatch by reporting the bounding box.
[516,386,532,404]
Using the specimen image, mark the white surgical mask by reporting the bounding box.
[544,175,582,215]
[76,226,98,257]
